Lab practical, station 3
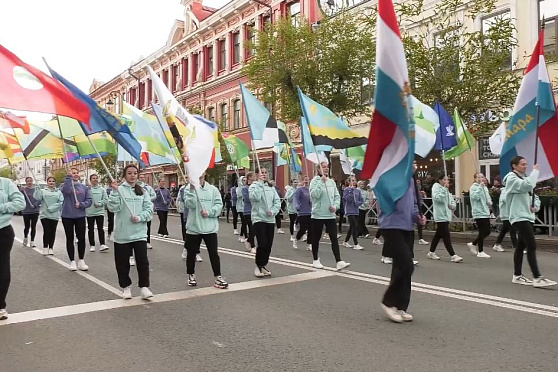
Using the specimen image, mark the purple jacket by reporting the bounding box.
[154,187,171,211]
[21,187,40,215]
[60,177,92,219]
[293,186,311,216]
[378,178,420,231]
[343,187,363,216]
[241,186,252,214]
[231,186,237,207]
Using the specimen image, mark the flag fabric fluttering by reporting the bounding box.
[13,124,64,160]
[499,30,558,180]
[339,151,353,175]
[274,143,289,166]
[300,116,331,164]
[194,114,219,166]
[0,132,24,163]
[151,102,182,163]
[360,0,415,215]
[66,132,117,163]
[297,87,367,149]
[443,108,475,160]
[222,133,250,163]
[0,131,15,160]
[289,146,302,174]
[0,111,30,134]
[433,101,458,151]
[411,97,438,157]
[489,122,506,155]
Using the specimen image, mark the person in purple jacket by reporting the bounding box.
[60,168,93,272]
[241,172,256,253]
[292,176,312,250]
[20,177,40,248]
[154,178,171,237]
[342,176,364,250]
[231,183,239,235]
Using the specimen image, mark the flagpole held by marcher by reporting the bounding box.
[55,115,78,204]
[250,139,270,213]
[532,103,541,207]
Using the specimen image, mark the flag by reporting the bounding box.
[0,131,14,160]
[194,114,219,166]
[0,44,90,123]
[433,101,458,151]
[360,0,415,215]
[236,156,250,169]
[0,133,24,163]
[411,97,438,157]
[274,143,288,166]
[151,102,182,162]
[13,124,64,160]
[499,30,558,180]
[289,146,302,173]
[340,151,352,175]
[489,122,506,155]
[0,111,30,134]
[297,87,367,148]
[346,145,366,171]
[300,116,331,164]
[443,109,475,160]
[222,133,250,162]
[277,121,289,144]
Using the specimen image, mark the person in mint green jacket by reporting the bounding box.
[504,156,556,288]
[467,173,493,258]
[138,173,156,249]
[285,179,298,241]
[249,167,281,277]
[86,174,109,253]
[0,177,25,320]
[183,172,227,289]
[493,185,517,252]
[107,164,154,300]
[308,162,350,271]
[236,176,247,243]
[34,176,63,256]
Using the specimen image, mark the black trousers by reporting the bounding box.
[417,224,423,240]
[311,219,341,262]
[429,221,455,256]
[296,215,311,243]
[275,213,282,229]
[40,218,58,249]
[146,221,151,243]
[232,206,239,229]
[254,222,275,268]
[243,214,255,248]
[185,233,221,276]
[114,241,149,288]
[381,229,414,312]
[87,215,105,246]
[226,206,231,222]
[344,215,359,245]
[107,211,114,236]
[496,220,517,247]
[0,226,15,309]
[239,212,247,238]
[23,213,39,241]
[157,210,169,235]
[338,211,344,233]
[513,221,541,278]
[472,218,491,252]
[289,213,297,235]
[179,213,187,242]
[376,229,382,239]
[62,217,86,261]
[358,209,369,236]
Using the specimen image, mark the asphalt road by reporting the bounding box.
[1,214,557,372]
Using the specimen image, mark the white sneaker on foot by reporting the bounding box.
[467,242,478,255]
[100,245,109,252]
[290,235,295,242]
[301,234,307,242]
[42,248,48,256]
[233,229,239,235]
[381,304,403,323]
[108,234,113,241]
[181,248,187,260]
[0,309,7,320]
[90,246,96,252]
[336,261,350,271]
[323,233,329,240]
[23,238,28,247]
[399,310,414,322]
[188,274,197,286]
[336,234,341,239]
[141,287,153,300]
[418,239,429,245]
[382,257,392,264]
[512,275,533,285]
[147,243,153,249]
[427,252,440,260]
[195,254,203,262]
[250,247,256,254]
[342,241,353,248]
[306,244,312,251]
[77,260,88,271]
[244,241,251,252]
[277,229,285,234]
[129,256,136,266]
[292,240,298,249]
[354,244,364,251]
[48,248,54,255]
[254,266,264,277]
[239,237,246,243]
[493,244,505,252]
[533,277,557,288]
[122,287,132,299]
[69,261,77,271]
[364,234,370,239]
[31,241,36,248]
[477,252,491,258]
[312,259,324,269]
[372,238,383,245]
[261,267,271,276]
[450,255,463,263]
[214,276,228,289]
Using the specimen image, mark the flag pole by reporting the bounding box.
[307,133,332,203]
[250,139,270,212]
[55,116,78,204]
[404,87,422,219]
[532,103,541,207]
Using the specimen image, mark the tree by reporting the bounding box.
[90,154,118,184]
[0,165,16,180]
[52,168,67,185]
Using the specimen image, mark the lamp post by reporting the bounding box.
[105,90,122,114]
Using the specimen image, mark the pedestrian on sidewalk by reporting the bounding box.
[467,173,493,258]
[60,168,93,272]
[34,177,63,256]
[242,173,256,253]
[342,176,364,250]
[293,176,312,250]
[0,177,25,320]
[138,173,156,250]
[357,181,370,238]
[285,179,298,242]
[21,177,40,248]
[86,174,109,253]
[250,167,281,278]
[492,185,517,252]
[504,157,556,287]
[154,178,171,238]
[108,164,154,300]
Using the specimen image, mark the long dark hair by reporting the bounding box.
[510,156,525,171]
[122,164,143,196]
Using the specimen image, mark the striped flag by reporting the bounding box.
[360,0,415,215]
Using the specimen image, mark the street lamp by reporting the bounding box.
[105,90,121,107]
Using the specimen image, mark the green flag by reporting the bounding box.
[443,108,475,160]
[223,133,250,162]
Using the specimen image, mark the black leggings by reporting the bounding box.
[239,212,247,238]
[472,218,491,252]
[513,221,541,278]
[157,210,169,235]
[311,219,341,262]
[417,224,423,240]
[344,215,359,245]
[254,222,275,267]
[429,221,455,256]
[23,213,39,241]
[376,229,382,239]
[62,217,86,261]
[296,215,311,243]
[338,211,344,233]
[185,233,221,276]
[275,213,282,229]
[179,213,187,242]
[40,218,58,249]
[0,226,15,309]
[381,229,414,312]
[87,215,105,246]
[289,213,297,235]
[496,220,517,247]
[243,214,255,248]
[107,211,114,236]
[358,209,369,236]
[232,206,239,229]
[114,240,149,288]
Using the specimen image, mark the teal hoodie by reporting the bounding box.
[469,182,491,219]
[503,170,539,224]
[184,182,222,234]
[0,177,25,229]
[309,176,340,219]
[86,185,108,217]
[107,183,153,244]
[358,188,370,210]
[34,187,64,220]
[138,182,156,202]
[249,181,281,224]
[431,182,456,222]
[285,185,296,214]
[499,186,510,221]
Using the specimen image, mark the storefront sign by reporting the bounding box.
[478,137,499,160]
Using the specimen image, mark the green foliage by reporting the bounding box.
[0,165,16,180]
[90,153,118,184]
[52,168,67,185]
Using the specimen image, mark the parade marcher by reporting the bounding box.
[61,168,93,271]
[467,173,493,258]
[293,176,312,250]
[236,177,247,243]
[492,184,516,252]
[373,229,384,246]
[21,177,40,248]
[270,180,285,234]
[231,181,239,235]
[86,174,109,253]
[138,173,156,249]
[106,186,115,242]
[337,182,345,234]
[107,164,154,299]
[154,178,171,237]
[342,176,364,250]
[34,177,63,255]
[0,177,25,320]
[357,181,370,239]
[242,172,256,253]
[504,157,556,287]
[285,179,298,242]
[184,172,227,288]
[224,190,232,223]
[177,175,202,263]
[309,162,350,270]
[427,174,463,263]
[250,168,281,277]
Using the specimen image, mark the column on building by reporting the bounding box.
[225,31,231,72]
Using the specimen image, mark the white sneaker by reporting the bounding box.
[129,256,136,266]
[277,229,285,234]
[450,255,463,263]
[399,310,414,322]
[147,243,153,249]
[290,235,295,242]
[312,259,324,269]
[69,261,77,271]
[233,229,239,235]
[48,248,54,255]
[381,304,403,323]
[292,240,298,249]
[31,241,36,248]
[343,241,353,248]
[306,244,312,251]
[42,248,48,256]
[261,267,271,276]
[533,277,558,288]
[477,252,491,258]
[196,254,203,262]
[181,248,187,260]
[244,241,252,252]
[163,235,169,238]
[413,260,419,266]
[122,287,132,299]
[493,244,505,252]
[0,309,7,320]
[427,252,440,260]
[323,233,329,240]
[418,239,429,245]
[77,260,89,271]
[336,261,350,271]
[336,234,341,239]
[188,274,197,286]
[254,266,264,277]
[354,244,364,251]
[364,234,370,239]
[141,287,153,300]
[301,234,307,242]
[23,238,28,247]
[512,275,533,285]
[90,246,96,252]
[158,234,164,237]
[239,237,246,243]
[100,245,109,252]
[467,242,478,255]
[372,238,383,245]
[108,233,113,241]
[250,248,256,254]
[382,257,392,264]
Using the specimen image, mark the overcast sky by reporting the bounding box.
[0,0,231,92]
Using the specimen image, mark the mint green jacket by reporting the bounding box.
[184,183,222,234]
[499,186,510,221]
[309,176,340,219]
[249,181,281,224]
[359,188,369,210]
[0,177,25,229]
[107,183,153,244]
[86,185,108,217]
[469,182,491,219]
[285,185,296,214]
[34,187,64,220]
[503,170,540,224]
[432,182,456,222]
